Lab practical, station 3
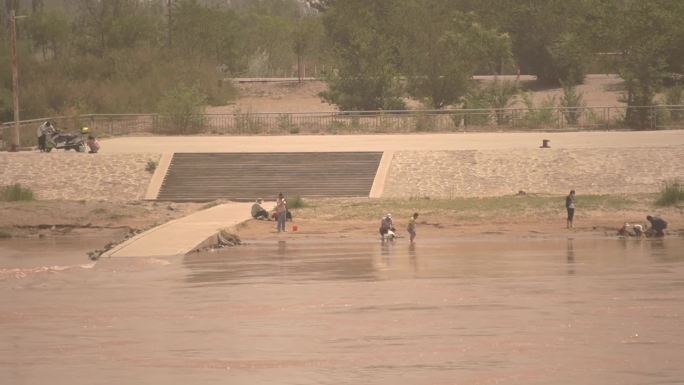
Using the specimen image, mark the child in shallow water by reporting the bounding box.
[407,212,419,243]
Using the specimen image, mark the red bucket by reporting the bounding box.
[292,224,298,232]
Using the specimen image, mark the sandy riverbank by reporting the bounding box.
[230,196,684,243]
[0,201,205,257]
[1,195,681,263]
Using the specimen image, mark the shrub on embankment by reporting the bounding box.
[288,195,307,209]
[1,184,35,201]
[656,180,684,207]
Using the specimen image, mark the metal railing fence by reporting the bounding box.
[2,106,684,150]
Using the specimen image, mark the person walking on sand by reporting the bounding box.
[566,190,576,229]
[276,193,287,232]
[407,212,419,243]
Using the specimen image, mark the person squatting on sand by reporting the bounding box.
[86,135,100,153]
[379,213,395,241]
[276,193,287,232]
[566,190,576,229]
[251,198,269,220]
[407,212,419,243]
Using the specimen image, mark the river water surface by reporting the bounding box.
[1,237,683,385]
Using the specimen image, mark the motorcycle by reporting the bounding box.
[44,126,86,152]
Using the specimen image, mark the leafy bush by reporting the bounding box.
[521,93,557,128]
[664,86,684,122]
[234,110,264,134]
[656,180,684,206]
[288,195,306,209]
[145,160,158,174]
[413,112,436,132]
[454,89,492,128]
[560,83,587,125]
[486,80,518,125]
[156,85,207,134]
[1,184,35,201]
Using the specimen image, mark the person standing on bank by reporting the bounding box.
[36,121,51,152]
[566,190,576,229]
[407,212,419,243]
[276,193,288,232]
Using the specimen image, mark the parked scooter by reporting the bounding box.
[44,126,86,152]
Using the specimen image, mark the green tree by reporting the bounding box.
[597,0,679,128]
[397,0,511,109]
[157,84,207,134]
[292,15,324,81]
[73,0,160,57]
[25,9,70,59]
[478,0,590,85]
[242,13,295,76]
[560,83,586,125]
[320,0,404,110]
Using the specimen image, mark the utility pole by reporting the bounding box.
[167,0,172,48]
[9,9,20,151]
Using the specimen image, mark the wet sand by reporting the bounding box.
[2,237,683,384]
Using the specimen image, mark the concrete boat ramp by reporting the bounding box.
[103,202,255,258]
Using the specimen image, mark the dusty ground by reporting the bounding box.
[207,80,337,113]
[206,75,628,114]
[0,200,204,240]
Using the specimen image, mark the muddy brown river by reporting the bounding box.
[1,237,683,385]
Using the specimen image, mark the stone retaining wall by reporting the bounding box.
[384,148,684,198]
[0,152,160,201]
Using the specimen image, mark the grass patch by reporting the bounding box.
[0,229,11,239]
[296,194,636,221]
[656,180,684,206]
[1,184,35,201]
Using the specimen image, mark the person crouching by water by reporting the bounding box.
[407,212,419,243]
[86,135,100,153]
[646,215,668,238]
[632,224,644,238]
[617,222,630,236]
[276,193,287,232]
[251,198,269,220]
[379,213,394,241]
[566,190,576,229]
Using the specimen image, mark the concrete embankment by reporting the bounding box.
[103,202,254,258]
